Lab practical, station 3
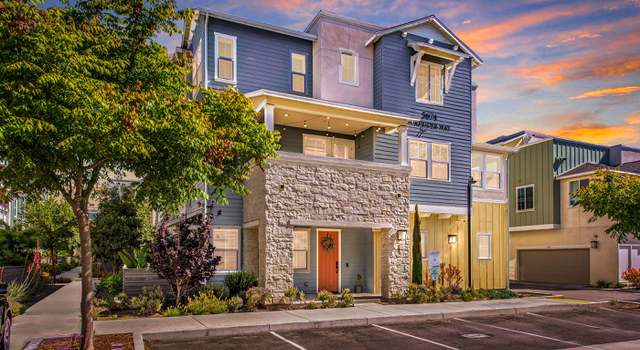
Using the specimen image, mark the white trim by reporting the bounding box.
[242,219,260,228]
[289,219,394,230]
[203,15,208,88]
[408,137,452,182]
[477,232,492,260]
[290,51,308,94]
[473,198,508,204]
[213,32,237,84]
[211,226,241,272]
[293,227,311,273]
[415,60,444,106]
[338,48,359,86]
[509,224,560,232]
[245,89,414,122]
[315,228,342,293]
[413,204,467,216]
[515,184,535,212]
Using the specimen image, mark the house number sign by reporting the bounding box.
[410,111,451,137]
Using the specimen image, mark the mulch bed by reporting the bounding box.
[34,333,134,350]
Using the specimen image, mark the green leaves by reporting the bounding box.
[574,170,640,241]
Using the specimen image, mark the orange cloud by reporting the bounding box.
[570,86,640,99]
[627,114,640,124]
[549,123,639,145]
[457,3,596,54]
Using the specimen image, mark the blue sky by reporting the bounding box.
[48,0,640,146]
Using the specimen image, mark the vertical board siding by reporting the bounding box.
[471,202,508,289]
[552,141,609,175]
[207,18,313,95]
[509,140,555,227]
[373,33,472,208]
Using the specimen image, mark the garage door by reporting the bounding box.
[518,249,590,285]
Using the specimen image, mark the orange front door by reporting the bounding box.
[317,230,339,293]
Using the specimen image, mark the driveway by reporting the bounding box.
[148,306,640,350]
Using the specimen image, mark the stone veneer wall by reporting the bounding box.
[245,152,410,296]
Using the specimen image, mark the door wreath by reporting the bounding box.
[321,235,335,251]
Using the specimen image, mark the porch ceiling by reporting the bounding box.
[247,89,411,135]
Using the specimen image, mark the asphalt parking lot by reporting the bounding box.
[149,305,640,350]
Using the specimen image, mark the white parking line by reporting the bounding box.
[526,312,601,329]
[270,331,307,350]
[370,324,460,350]
[453,318,603,350]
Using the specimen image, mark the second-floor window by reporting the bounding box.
[291,53,306,94]
[416,61,444,105]
[569,179,589,206]
[303,134,355,159]
[516,185,534,212]
[472,153,502,190]
[214,33,237,83]
[409,139,450,181]
[339,49,358,85]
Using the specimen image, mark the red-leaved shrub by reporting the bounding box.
[622,268,640,288]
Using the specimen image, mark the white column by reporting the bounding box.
[264,104,275,131]
[398,125,409,166]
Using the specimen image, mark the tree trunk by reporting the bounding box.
[77,210,94,350]
[51,246,56,284]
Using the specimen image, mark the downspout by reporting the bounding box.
[203,14,208,88]
[467,176,474,289]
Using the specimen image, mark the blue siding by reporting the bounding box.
[207,18,313,95]
[210,191,244,226]
[356,127,375,162]
[373,33,472,208]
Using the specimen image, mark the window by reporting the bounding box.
[214,33,236,83]
[416,61,443,104]
[212,228,239,271]
[419,230,428,258]
[291,53,306,93]
[472,153,503,190]
[409,139,450,181]
[293,229,310,271]
[339,49,358,85]
[302,134,355,159]
[516,185,534,212]
[569,179,589,206]
[478,233,492,259]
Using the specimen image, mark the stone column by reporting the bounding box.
[262,220,294,294]
[380,228,410,298]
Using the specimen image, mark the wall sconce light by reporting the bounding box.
[590,240,599,249]
[397,230,407,241]
[448,235,457,244]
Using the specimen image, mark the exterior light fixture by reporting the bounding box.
[448,235,457,244]
[303,121,308,128]
[590,240,599,249]
[284,113,289,117]
[397,230,407,241]
[345,123,349,127]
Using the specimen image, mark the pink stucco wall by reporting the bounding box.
[310,19,375,108]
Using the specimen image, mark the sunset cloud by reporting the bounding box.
[548,123,639,145]
[627,114,640,125]
[570,86,640,100]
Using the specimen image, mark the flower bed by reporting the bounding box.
[27,333,133,350]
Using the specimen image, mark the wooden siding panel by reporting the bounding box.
[372,34,472,209]
[471,202,508,289]
[207,18,313,96]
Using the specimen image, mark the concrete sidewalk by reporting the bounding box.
[10,279,81,350]
[95,297,601,350]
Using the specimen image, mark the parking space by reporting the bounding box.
[148,306,640,350]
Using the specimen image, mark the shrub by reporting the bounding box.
[195,283,228,300]
[407,284,429,304]
[9,299,25,316]
[622,268,640,288]
[595,280,608,288]
[226,296,243,313]
[7,279,31,303]
[315,290,336,308]
[130,286,165,316]
[244,287,273,310]
[305,301,319,309]
[338,288,354,308]
[224,271,258,297]
[183,292,227,315]
[284,287,305,302]
[96,271,123,298]
[162,306,183,317]
[438,263,463,290]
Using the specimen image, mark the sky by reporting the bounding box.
[48,0,640,147]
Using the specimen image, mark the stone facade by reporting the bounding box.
[244,151,410,296]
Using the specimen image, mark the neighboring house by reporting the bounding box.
[182,9,494,297]
[488,131,640,286]
[0,197,25,226]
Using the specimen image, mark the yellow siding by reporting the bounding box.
[471,201,508,289]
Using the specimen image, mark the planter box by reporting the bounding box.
[122,267,172,296]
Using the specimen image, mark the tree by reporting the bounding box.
[150,215,221,304]
[574,170,640,242]
[0,223,36,267]
[23,197,77,283]
[0,2,278,348]
[412,204,423,284]
[92,186,152,271]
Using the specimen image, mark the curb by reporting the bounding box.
[136,301,601,349]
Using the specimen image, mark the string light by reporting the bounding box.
[303,121,308,128]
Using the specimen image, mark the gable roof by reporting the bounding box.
[304,10,384,33]
[364,15,483,67]
[197,8,317,41]
[557,160,640,179]
[486,130,610,151]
